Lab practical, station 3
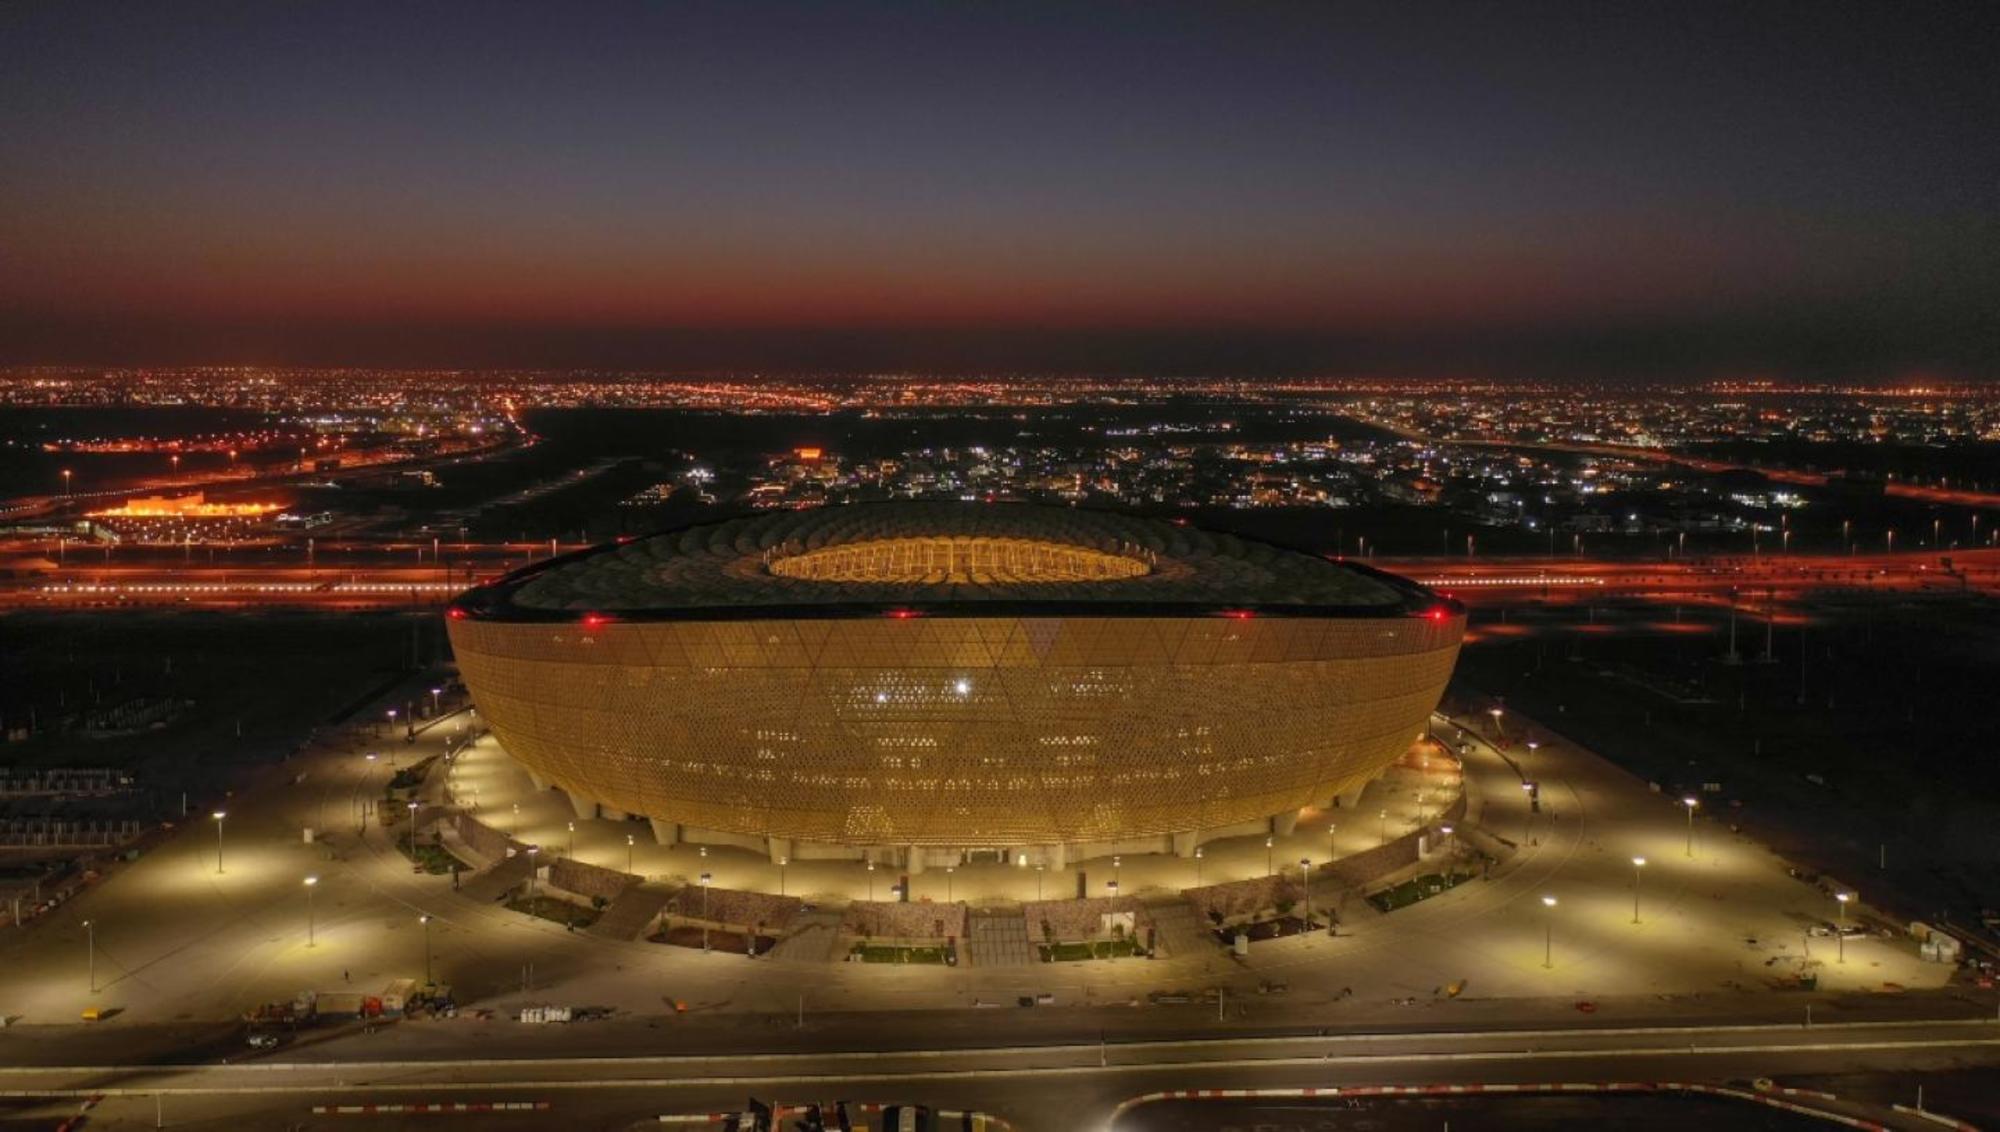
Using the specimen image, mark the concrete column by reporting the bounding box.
[1046,842,1068,870]
[527,771,549,792]
[904,845,926,875]
[767,836,792,865]
[1270,811,1299,837]
[647,818,680,847]
[600,807,628,821]
[1171,830,1199,859]
[566,790,598,821]
[1336,787,1365,810]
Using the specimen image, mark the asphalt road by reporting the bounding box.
[3,1017,1997,1131]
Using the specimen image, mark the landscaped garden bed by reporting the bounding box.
[1367,870,1471,913]
[1040,938,1144,961]
[849,942,953,964]
[506,894,600,929]
[1211,915,1320,945]
[400,839,463,875]
[653,926,779,954]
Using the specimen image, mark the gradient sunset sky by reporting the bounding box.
[2,1,1996,376]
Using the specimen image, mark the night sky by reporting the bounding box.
[3,1,1996,377]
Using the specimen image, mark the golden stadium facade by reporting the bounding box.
[446,502,1464,864]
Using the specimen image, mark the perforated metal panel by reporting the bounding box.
[449,611,1463,846]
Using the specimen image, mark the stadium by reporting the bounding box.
[445,502,1464,869]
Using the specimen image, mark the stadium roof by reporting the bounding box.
[457,501,1444,620]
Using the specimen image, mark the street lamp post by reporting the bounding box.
[305,876,319,947]
[84,919,95,993]
[779,856,788,897]
[1113,855,1121,892]
[1193,847,1203,887]
[626,834,635,875]
[1326,823,1337,864]
[1683,796,1700,858]
[867,860,876,902]
[1489,706,1504,741]
[566,821,575,859]
[1542,895,1558,968]
[211,810,227,874]
[1836,892,1851,964]
[419,914,433,983]
[1631,857,1646,923]
[1379,808,1389,846]
[408,801,420,858]
[699,871,712,952]
[945,866,954,903]
[1299,858,1312,929]
[430,687,442,717]
[1264,836,1274,876]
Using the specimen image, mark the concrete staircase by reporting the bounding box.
[459,852,535,904]
[965,909,1035,967]
[587,882,680,941]
[1143,896,1215,960]
[767,908,846,962]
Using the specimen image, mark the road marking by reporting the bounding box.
[4,1036,1999,1098]
[3,1015,1993,1077]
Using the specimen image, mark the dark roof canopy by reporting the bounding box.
[456,501,1444,621]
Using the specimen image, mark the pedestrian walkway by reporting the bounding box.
[966,909,1035,967]
[586,882,679,941]
[766,908,845,963]
[458,852,535,904]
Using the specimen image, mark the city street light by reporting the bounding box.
[1326,823,1337,864]
[1036,862,1045,899]
[1265,836,1274,875]
[626,833,635,875]
[1683,796,1700,857]
[1631,857,1646,923]
[1379,808,1388,846]
[699,871,712,952]
[867,860,876,902]
[304,876,319,947]
[1299,858,1312,929]
[525,846,539,900]
[84,919,95,993]
[1489,706,1504,741]
[1193,846,1203,886]
[566,820,575,859]
[1113,855,1121,891]
[779,856,789,897]
[430,687,443,716]
[945,865,955,902]
[62,468,72,497]
[1541,894,1558,968]
[408,801,420,858]
[211,810,227,874]
[419,913,433,983]
[1836,891,1852,964]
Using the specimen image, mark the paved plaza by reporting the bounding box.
[0,677,1951,1033]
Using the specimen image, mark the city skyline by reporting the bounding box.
[3,2,1997,377]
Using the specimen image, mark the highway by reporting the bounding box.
[1,1017,1995,1129]
[7,547,1996,610]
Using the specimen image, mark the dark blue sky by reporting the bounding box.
[2,1,1995,377]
